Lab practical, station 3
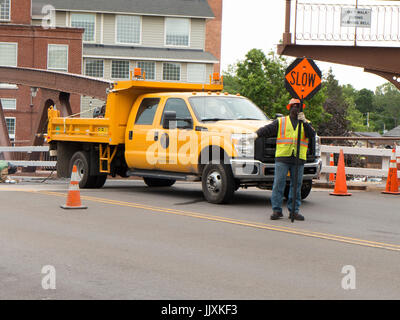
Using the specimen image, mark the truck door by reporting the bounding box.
[125,97,161,169]
[156,98,197,173]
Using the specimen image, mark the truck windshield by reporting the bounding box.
[189,96,268,122]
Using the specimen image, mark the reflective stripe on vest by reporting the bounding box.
[276,116,309,160]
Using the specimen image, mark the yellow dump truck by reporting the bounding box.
[47,75,322,204]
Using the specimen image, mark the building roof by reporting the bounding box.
[354,131,381,138]
[83,44,218,63]
[382,125,400,137]
[32,0,214,18]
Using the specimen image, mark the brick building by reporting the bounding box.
[0,0,83,145]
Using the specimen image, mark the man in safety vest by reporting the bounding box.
[253,98,316,221]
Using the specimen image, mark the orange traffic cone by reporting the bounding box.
[382,148,400,195]
[61,165,88,209]
[330,149,352,196]
[329,152,335,182]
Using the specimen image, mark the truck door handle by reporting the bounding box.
[154,131,159,141]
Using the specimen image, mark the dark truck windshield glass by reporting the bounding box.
[188,96,268,122]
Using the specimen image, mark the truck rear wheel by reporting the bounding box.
[143,177,176,187]
[69,151,106,189]
[202,162,235,204]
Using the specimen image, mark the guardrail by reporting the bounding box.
[0,146,56,167]
[321,145,400,178]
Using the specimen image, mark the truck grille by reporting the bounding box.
[255,136,316,163]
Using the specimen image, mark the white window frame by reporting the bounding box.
[136,61,156,80]
[47,44,69,72]
[115,15,142,45]
[164,17,190,47]
[0,0,11,21]
[0,98,17,110]
[5,117,15,139]
[162,62,181,81]
[111,60,130,79]
[84,59,104,78]
[0,42,17,67]
[70,13,96,43]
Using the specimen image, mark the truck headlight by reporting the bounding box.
[231,133,255,158]
[315,135,321,157]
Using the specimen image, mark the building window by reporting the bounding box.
[187,63,206,83]
[0,0,10,21]
[0,43,17,67]
[116,15,140,44]
[165,18,189,46]
[48,45,68,71]
[71,13,96,42]
[163,63,180,81]
[111,60,129,79]
[137,61,155,80]
[85,59,104,78]
[0,98,16,110]
[5,117,15,139]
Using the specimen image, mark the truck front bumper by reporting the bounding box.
[230,158,322,181]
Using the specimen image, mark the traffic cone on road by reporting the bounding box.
[382,148,400,195]
[330,149,352,196]
[60,165,87,209]
[329,153,335,182]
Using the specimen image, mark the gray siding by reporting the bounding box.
[142,16,164,47]
[56,11,67,27]
[190,18,205,50]
[103,13,115,45]
[96,14,102,43]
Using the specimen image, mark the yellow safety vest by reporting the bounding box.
[276,116,309,160]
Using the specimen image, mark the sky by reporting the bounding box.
[220,0,392,92]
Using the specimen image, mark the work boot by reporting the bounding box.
[289,212,305,221]
[270,211,283,220]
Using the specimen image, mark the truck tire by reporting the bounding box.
[143,177,176,187]
[93,175,107,188]
[284,180,313,200]
[69,151,97,188]
[202,162,235,204]
[301,180,313,200]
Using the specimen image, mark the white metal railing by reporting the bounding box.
[294,0,400,45]
[0,146,56,167]
[320,145,400,178]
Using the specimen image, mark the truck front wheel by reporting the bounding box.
[202,162,235,204]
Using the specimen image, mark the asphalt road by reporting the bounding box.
[0,179,399,300]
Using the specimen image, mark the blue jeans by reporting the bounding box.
[271,161,304,214]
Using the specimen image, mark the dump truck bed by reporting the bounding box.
[46,79,223,145]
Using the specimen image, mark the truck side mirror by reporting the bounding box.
[163,111,177,129]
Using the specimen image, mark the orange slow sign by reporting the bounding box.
[285,57,322,100]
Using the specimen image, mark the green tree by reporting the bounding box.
[374,83,400,130]
[317,69,350,136]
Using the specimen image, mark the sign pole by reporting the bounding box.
[291,98,303,223]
